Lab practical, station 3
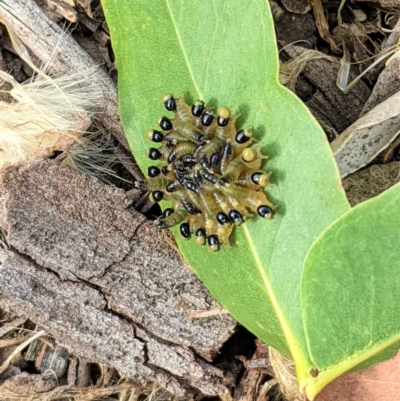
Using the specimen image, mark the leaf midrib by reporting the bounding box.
[243,222,309,371]
[165,0,202,99]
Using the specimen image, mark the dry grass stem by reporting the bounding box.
[0,330,46,375]
[0,382,153,401]
[188,308,229,319]
[0,336,28,348]
[269,347,302,401]
[280,47,337,90]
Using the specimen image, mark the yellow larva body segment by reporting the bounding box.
[138,94,275,251]
[155,206,187,228]
[242,191,275,213]
[134,177,169,190]
[211,190,232,215]
[225,194,250,219]
[197,190,219,218]
[175,121,204,143]
[173,97,192,124]
[165,141,197,162]
[220,152,252,183]
[197,137,225,163]
[236,171,270,189]
[185,189,204,213]
[217,222,234,246]
[187,214,204,233]
[164,131,191,145]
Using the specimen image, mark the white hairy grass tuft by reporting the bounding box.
[0,11,104,167]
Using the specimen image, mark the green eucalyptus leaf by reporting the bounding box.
[102,0,350,387]
[302,182,400,399]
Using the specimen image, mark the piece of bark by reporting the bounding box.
[332,91,400,177]
[36,0,78,23]
[0,0,129,151]
[35,343,70,378]
[24,330,70,379]
[76,358,91,387]
[0,317,26,338]
[74,34,112,70]
[0,365,21,385]
[67,356,78,386]
[0,159,235,398]
[361,17,400,116]
[294,57,371,140]
[1,371,58,394]
[234,340,269,400]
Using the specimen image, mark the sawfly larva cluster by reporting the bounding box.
[135,94,275,251]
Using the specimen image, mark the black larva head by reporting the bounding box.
[158,116,173,131]
[180,222,191,239]
[229,210,244,225]
[162,94,176,111]
[235,128,252,144]
[163,208,174,217]
[208,235,220,252]
[191,100,204,117]
[166,181,178,192]
[195,228,206,246]
[217,106,231,127]
[251,172,262,185]
[148,148,162,160]
[181,155,196,166]
[216,212,230,225]
[201,111,214,126]
[257,205,275,219]
[150,190,164,202]
[146,129,164,143]
[161,165,169,176]
[148,166,161,178]
[251,172,269,187]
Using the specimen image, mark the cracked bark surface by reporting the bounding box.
[0,159,236,398]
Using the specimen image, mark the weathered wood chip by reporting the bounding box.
[0,159,235,398]
[332,91,400,177]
